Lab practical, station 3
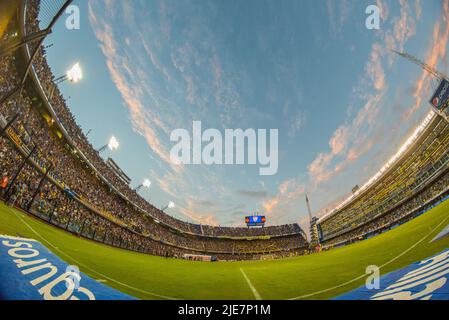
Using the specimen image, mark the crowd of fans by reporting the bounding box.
[0,129,307,259]
[322,168,449,249]
[319,116,449,241]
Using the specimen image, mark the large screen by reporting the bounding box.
[245,215,266,227]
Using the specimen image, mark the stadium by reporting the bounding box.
[1,0,449,304]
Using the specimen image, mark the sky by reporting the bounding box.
[42,0,449,231]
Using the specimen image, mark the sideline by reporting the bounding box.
[288,211,449,300]
[240,268,262,300]
[7,207,178,300]
[4,204,449,300]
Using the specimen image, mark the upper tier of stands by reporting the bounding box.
[318,114,449,243]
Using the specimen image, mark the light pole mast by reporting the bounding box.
[393,50,449,122]
[392,50,445,81]
[305,194,319,247]
[306,193,313,224]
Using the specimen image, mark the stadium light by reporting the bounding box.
[108,136,120,151]
[134,179,151,192]
[162,201,175,212]
[66,63,83,83]
[54,62,83,85]
[49,63,83,100]
[97,136,120,153]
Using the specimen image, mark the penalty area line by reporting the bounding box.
[240,268,262,300]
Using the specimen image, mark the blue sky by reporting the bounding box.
[43,0,449,230]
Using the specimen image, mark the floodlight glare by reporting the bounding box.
[66,63,83,83]
[143,179,152,188]
[168,201,175,209]
[108,136,119,151]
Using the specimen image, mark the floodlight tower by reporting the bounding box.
[306,194,319,246]
[48,63,83,99]
[306,194,313,224]
[54,63,83,84]
[392,50,445,80]
[161,201,175,212]
[135,179,151,192]
[97,136,120,153]
[393,50,449,122]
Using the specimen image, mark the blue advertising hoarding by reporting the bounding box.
[0,235,137,300]
[335,249,449,300]
[430,78,449,111]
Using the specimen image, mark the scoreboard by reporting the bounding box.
[245,215,266,227]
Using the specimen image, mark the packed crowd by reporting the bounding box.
[0,132,184,257]
[319,116,449,240]
[0,124,306,259]
[321,165,449,249]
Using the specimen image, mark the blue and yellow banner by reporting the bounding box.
[0,235,137,300]
[335,249,449,300]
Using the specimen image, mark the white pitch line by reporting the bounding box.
[9,208,177,300]
[288,210,449,300]
[240,268,262,300]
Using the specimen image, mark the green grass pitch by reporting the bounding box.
[1,200,449,300]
